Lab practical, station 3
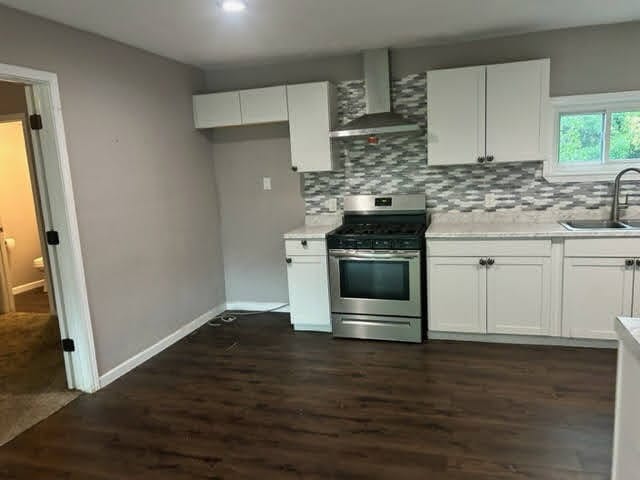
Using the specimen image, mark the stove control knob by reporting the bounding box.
[301,240,308,247]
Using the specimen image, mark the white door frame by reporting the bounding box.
[0,62,99,393]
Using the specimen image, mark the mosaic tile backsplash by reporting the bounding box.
[303,73,638,215]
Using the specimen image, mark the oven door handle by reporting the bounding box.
[329,250,420,260]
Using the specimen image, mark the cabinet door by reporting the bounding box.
[487,257,551,335]
[427,66,486,166]
[286,255,331,332]
[563,257,634,340]
[193,92,242,128]
[428,257,486,333]
[633,263,640,318]
[239,86,288,125]
[486,59,549,163]
[286,82,337,172]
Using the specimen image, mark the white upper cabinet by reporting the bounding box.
[193,91,242,128]
[286,82,339,173]
[486,59,550,163]
[427,66,486,166]
[239,86,288,124]
[427,59,549,166]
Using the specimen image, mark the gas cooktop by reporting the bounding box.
[331,223,425,236]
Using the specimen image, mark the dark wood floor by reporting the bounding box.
[0,314,617,479]
[13,287,50,314]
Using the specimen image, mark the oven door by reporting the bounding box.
[328,249,421,317]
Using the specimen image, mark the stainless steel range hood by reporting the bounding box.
[329,48,422,139]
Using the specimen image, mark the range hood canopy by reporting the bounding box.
[329,48,423,139]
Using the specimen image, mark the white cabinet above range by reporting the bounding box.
[427,59,550,166]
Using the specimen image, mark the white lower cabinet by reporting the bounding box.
[428,257,487,333]
[427,240,552,336]
[285,240,331,332]
[487,257,551,335]
[563,257,634,340]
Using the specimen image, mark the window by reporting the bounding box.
[544,91,640,182]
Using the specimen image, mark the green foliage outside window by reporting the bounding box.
[610,111,640,161]
[558,110,640,164]
[558,113,603,164]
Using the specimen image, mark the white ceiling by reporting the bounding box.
[3,0,640,67]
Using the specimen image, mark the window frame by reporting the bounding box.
[543,90,640,182]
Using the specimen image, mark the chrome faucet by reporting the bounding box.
[611,167,640,221]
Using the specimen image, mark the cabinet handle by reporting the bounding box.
[291,166,298,172]
[625,259,634,267]
[487,258,495,266]
[486,155,494,163]
[285,258,292,264]
[477,156,485,164]
[479,258,487,266]
[301,240,308,247]
[636,259,640,268]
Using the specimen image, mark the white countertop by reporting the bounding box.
[426,222,640,239]
[616,317,640,363]
[284,223,339,240]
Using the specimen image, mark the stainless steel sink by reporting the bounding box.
[559,219,630,230]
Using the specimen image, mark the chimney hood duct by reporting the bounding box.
[329,48,422,139]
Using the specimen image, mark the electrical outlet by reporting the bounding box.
[484,193,497,209]
[325,198,338,212]
[263,177,272,191]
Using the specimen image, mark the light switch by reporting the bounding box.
[263,177,272,191]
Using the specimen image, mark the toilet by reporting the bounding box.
[33,256,47,292]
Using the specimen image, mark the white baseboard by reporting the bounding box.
[225,301,290,313]
[98,303,226,389]
[12,279,44,295]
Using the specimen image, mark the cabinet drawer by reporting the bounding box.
[285,239,326,256]
[565,238,640,257]
[427,239,551,257]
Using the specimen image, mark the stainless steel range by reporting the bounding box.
[327,194,428,343]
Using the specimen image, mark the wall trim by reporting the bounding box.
[11,279,45,295]
[225,301,290,313]
[99,304,226,388]
[428,331,618,349]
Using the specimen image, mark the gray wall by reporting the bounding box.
[205,19,640,305]
[206,21,640,96]
[212,124,305,305]
[0,6,226,375]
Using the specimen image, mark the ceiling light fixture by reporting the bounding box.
[220,0,247,13]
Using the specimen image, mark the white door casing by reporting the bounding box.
[0,62,99,393]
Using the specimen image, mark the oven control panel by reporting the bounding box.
[328,237,422,250]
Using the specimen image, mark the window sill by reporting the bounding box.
[542,161,640,183]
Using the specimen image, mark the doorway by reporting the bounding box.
[0,87,81,446]
[0,62,99,444]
